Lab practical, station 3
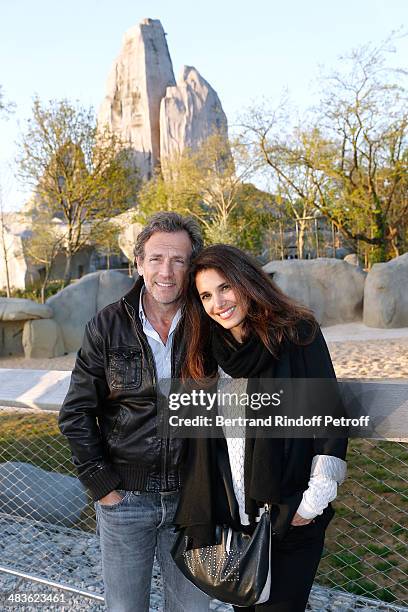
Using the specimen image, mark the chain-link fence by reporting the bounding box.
[0,407,104,608]
[317,438,408,605]
[0,406,407,610]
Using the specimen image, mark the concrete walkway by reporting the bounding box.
[322,322,408,342]
[2,321,408,411]
[0,369,70,411]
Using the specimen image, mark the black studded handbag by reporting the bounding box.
[171,505,272,607]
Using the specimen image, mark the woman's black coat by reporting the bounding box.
[174,326,348,547]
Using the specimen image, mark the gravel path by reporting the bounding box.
[1,519,407,612]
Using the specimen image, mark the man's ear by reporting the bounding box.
[136,257,144,277]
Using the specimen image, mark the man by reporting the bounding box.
[59,212,209,612]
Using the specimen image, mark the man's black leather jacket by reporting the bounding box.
[58,278,185,501]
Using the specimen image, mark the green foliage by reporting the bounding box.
[0,281,63,301]
[138,133,277,255]
[16,97,140,284]
[228,183,277,256]
[23,210,65,302]
[90,219,122,269]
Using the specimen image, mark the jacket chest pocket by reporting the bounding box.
[108,347,142,390]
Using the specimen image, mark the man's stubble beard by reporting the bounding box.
[147,286,184,307]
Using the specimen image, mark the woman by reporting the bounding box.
[175,244,348,612]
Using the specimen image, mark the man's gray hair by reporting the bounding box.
[134,212,203,261]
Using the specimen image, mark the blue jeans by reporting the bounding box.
[96,490,210,612]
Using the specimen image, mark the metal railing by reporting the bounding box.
[0,384,407,610]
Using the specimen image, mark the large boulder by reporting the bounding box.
[0,298,53,321]
[22,319,65,358]
[118,222,143,261]
[111,208,143,262]
[0,298,54,357]
[344,253,360,267]
[263,258,366,326]
[47,270,134,353]
[363,253,408,327]
[0,462,87,526]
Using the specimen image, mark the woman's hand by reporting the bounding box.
[290,512,314,526]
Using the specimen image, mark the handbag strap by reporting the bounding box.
[226,528,233,554]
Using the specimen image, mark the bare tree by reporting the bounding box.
[24,212,65,303]
[0,186,12,297]
[139,133,272,252]
[242,36,408,263]
[308,38,408,262]
[0,85,15,118]
[90,219,121,270]
[241,110,319,258]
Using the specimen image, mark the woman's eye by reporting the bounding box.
[222,284,230,291]
[201,294,209,301]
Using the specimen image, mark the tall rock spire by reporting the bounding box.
[98,18,176,179]
[159,66,228,161]
[98,19,229,181]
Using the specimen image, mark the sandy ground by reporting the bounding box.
[323,323,408,378]
[0,323,407,379]
[326,338,408,378]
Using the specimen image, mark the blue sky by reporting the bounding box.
[1,0,407,209]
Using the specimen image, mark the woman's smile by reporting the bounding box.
[195,269,247,341]
[217,305,236,319]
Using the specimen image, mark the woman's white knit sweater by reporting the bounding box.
[218,368,347,525]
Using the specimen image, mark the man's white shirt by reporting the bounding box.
[138,288,181,394]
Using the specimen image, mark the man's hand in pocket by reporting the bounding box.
[98,491,124,506]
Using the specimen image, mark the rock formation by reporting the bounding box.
[0,213,40,291]
[22,319,64,359]
[98,19,228,180]
[363,253,408,327]
[0,297,54,357]
[98,18,176,180]
[0,462,87,526]
[160,66,228,160]
[0,298,53,321]
[110,208,143,262]
[263,258,366,326]
[47,270,135,353]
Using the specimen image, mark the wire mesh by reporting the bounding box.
[317,439,408,606]
[0,407,407,610]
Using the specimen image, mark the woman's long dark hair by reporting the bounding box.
[183,244,318,382]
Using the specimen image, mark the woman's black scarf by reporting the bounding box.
[211,326,285,523]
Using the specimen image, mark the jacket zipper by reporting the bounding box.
[161,317,182,490]
[164,325,179,489]
[123,296,174,490]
